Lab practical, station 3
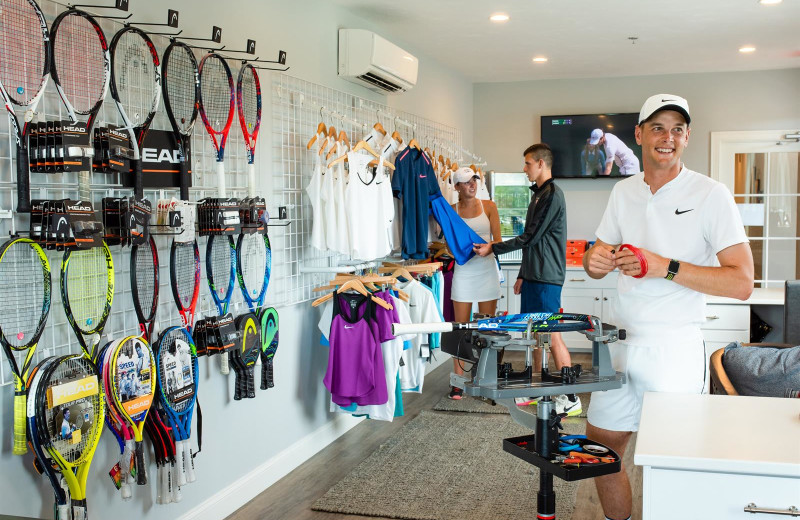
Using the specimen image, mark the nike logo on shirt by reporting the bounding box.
[419,175,426,178]
[344,325,354,329]
[675,208,694,215]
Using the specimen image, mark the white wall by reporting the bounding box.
[0,1,472,519]
[475,68,800,239]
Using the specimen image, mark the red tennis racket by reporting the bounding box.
[236,63,261,195]
[198,53,234,196]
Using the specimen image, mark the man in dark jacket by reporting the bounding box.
[473,143,580,415]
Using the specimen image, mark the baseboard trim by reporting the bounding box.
[177,413,364,520]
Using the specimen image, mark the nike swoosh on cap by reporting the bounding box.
[675,208,694,215]
[662,98,676,102]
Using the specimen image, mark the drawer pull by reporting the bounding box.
[744,503,799,516]
[569,278,586,282]
[594,297,600,301]
[706,315,720,320]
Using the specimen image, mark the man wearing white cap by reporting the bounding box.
[582,94,753,520]
[589,128,640,176]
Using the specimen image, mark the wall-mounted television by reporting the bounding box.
[540,113,642,179]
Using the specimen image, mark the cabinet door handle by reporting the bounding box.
[706,315,720,320]
[594,297,600,301]
[743,503,799,516]
[603,297,608,301]
[569,278,586,282]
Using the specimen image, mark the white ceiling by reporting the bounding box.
[333,0,800,83]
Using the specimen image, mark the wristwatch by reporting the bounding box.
[665,259,680,280]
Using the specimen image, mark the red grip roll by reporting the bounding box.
[618,244,648,278]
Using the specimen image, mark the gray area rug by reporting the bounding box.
[433,393,591,419]
[312,410,585,520]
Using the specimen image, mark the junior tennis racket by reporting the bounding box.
[131,235,159,342]
[161,40,198,200]
[0,237,50,454]
[170,240,200,333]
[50,8,110,201]
[0,0,50,212]
[206,234,235,374]
[61,242,114,362]
[198,53,234,196]
[236,233,271,314]
[155,326,198,485]
[236,63,261,194]
[109,26,160,199]
[36,354,104,520]
[98,341,135,499]
[259,307,279,390]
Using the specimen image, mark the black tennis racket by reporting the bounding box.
[0,0,50,213]
[50,8,110,202]
[60,242,115,362]
[236,63,261,194]
[161,41,198,200]
[170,240,200,334]
[0,238,50,454]
[206,234,235,374]
[109,26,160,199]
[198,53,234,196]
[131,235,159,342]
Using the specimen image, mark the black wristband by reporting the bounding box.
[665,259,680,280]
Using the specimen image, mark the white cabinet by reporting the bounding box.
[561,269,618,352]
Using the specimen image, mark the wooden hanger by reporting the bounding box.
[353,140,395,171]
[307,122,327,149]
[373,122,387,137]
[338,130,351,150]
[407,138,421,151]
[367,156,396,171]
[311,278,393,310]
[391,130,403,145]
[469,164,477,172]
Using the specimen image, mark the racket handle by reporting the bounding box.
[133,157,143,200]
[184,442,196,483]
[120,480,133,501]
[247,366,256,399]
[392,322,453,335]
[72,500,86,520]
[13,392,27,455]
[220,351,230,375]
[216,160,226,197]
[16,143,31,213]
[233,369,243,401]
[247,163,255,197]
[155,463,165,504]
[260,353,268,390]
[179,137,190,201]
[175,440,187,486]
[120,439,135,498]
[57,504,70,520]
[171,463,183,502]
[135,441,147,485]
[266,359,275,389]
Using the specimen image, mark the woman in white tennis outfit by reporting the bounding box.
[449,167,502,399]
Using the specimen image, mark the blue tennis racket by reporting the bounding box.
[236,233,271,314]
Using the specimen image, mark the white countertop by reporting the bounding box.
[634,392,800,477]
[707,287,784,306]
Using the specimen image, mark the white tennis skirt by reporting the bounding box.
[451,254,502,303]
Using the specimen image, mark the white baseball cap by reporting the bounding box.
[453,167,479,184]
[588,129,603,145]
[639,94,691,125]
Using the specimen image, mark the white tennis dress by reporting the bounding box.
[306,133,327,251]
[451,201,502,302]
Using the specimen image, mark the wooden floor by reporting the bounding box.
[227,354,642,520]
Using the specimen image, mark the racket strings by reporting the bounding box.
[199,56,233,131]
[42,357,101,464]
[133,243,157,319]
[208,239,233,298]
[173,244,198,308]
[239,67,259,134]
[113,31,157,126]
[65,247,110,332]
[0,0,46,105]
[240,235,266,298]
[158,329,194,413]
[52,13,106,114]
[163,46,196,132]
[0,243,48,348]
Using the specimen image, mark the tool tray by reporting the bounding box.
[503,434,621,481]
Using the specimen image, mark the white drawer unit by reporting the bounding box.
[562,269,618,352]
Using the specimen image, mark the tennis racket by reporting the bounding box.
[236,63,261,194]
[236,232,271,314]
[232,313,259,400]
[170,240,200,333]
[131,235,159,342]
[61,242,114,362]
[198,53,234,196]
[0,0,50,212]
[109,26,160,199]
[206,234,236,374]
[0,237,50,454]
[98,341,135,499]
[155,326,198,485]
[392,313,594,335]
[50,8,110,202]
[36,354,104,520]
[108,335,155,485]
[259,307,279,390]
[161,40,199,201]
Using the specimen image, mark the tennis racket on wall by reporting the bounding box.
[131,235,159,342]
[155,326,198,485]
[170,239,200,333]
[34,354,104,520]
[0,0,50,213]
[61,242,114,362]
[50,8,111,202]
[236,232,271,314]
[236,63,261,194]
[161,40,199,200]
[198,53,234,196]
[206,234,236,374]
[0,237,50,454]
[109,26,161,199]
[259,307,279,389]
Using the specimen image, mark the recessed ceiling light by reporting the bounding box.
[489,13,509,22]
[759,0,782,5]
[532,56,548,63]
[739,46,756,53]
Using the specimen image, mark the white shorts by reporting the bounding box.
[587,335,706,432]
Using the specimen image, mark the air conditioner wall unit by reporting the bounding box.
[338,29,418,94]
